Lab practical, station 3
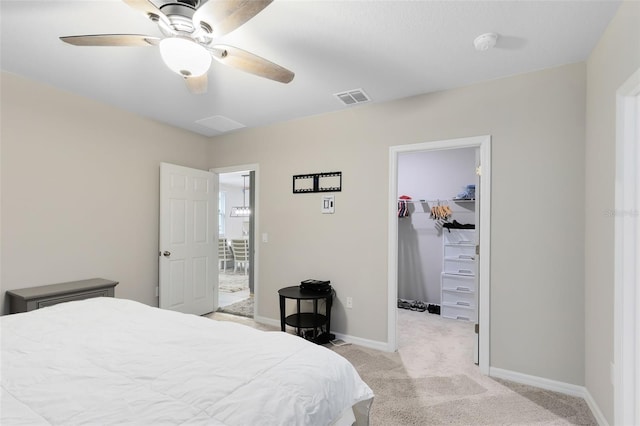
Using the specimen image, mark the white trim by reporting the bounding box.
[387,152,399,352]
[614,67,640,426]
[254,315,280,329]
[388,135,491,375]
[490,367,585,397]
[211,164,260,319]
[490,367,609,426]
[253,316,389,352]
[585,388,611,426]
[211,164,258,175]
[332,332,389,352]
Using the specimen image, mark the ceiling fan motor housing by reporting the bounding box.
[153,0,202,10]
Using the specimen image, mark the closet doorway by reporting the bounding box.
[388,136,491,375]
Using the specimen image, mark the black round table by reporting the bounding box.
[278,286,335,343]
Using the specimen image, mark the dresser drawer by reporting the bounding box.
[443,258,475,276]
[441,304,476,322]
[441,273,476,292]
[36,289,113,309]
[443,244,475,260]
[443,229,475,245]
[442,289,475,308]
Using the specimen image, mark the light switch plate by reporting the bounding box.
[321,195,335,214]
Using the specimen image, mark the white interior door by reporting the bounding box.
[159,163,217,315]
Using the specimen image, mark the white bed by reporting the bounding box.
[1,297,373,425]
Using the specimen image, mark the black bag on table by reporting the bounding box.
[300,279,332,293]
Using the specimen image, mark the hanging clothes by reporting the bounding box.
[398,195,412,217]
[429,201,452,220]
[429,200,452,233]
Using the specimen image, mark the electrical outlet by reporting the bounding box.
[346,297,353,309]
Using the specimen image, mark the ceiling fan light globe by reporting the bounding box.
[159,37,211,77]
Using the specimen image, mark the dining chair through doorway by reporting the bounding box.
[230,239,250,275]
[218,237,234,272]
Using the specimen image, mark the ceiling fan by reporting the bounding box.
[60,0,295,94]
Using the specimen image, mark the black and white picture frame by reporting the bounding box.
[293,171,342,193]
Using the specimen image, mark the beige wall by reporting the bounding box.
[0,72,211,313]
[585,1,640,424]
[209,63,587,385]
[0,54,594,391]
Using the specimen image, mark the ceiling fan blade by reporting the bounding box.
[60,34,160,47]
[193,0,273,37]
[211,45,294,84]
[184,74,208,95]
[122,0,170,26]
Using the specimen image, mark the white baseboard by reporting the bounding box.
[253,315,390,352]
[489,367,609,426]
[332,332,389,352]
[253,315,280,328]
[582,388,610,426]
[489,367,584,397]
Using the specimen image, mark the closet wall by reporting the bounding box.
[397,148,476,304]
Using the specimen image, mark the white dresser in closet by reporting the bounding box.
[441,229,477,322]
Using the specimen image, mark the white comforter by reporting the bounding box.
[1,298,373,425]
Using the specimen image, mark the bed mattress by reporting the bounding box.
[1,297,373,425]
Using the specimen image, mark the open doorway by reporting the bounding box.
[216,169,256,318]
[395,145,480,379]
[388,135,491,374]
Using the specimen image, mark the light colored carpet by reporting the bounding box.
[217,295,254,318]
[218,272,248,293]
[207,309,597,425]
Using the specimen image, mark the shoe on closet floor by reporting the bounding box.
[427,304,441,315]
[410,301,427,312]
[397,299,412,309]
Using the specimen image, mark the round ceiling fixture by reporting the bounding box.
[159,37,212,77]
[474,33,498,51]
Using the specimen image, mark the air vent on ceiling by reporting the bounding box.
[196,115,246,133]
[334,88,370,106]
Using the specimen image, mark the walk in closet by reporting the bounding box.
[397,147,478,321]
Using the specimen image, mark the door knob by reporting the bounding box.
[163,251,171,257]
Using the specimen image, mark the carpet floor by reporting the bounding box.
[218,272,249,293]
[217,295,254,318]
[207,309,597,425]
[217,272,253,317]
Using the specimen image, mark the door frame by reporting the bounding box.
[211,164,259,318]
[614,68,639,425]
[388,135,491,375]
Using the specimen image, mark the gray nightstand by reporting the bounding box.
[6,278,118,314]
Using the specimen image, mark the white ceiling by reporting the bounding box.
[1,0,621,137]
